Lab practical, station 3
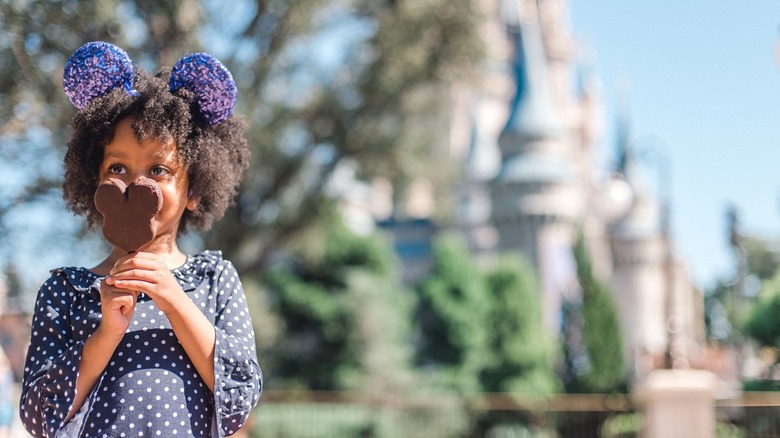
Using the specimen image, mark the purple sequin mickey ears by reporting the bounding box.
[169,53,237,125]
[63,42,237,125]
[63,41,137,109]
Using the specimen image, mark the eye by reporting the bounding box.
[108,164,127,174]
[150,166,171,177]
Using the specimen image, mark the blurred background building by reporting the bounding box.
[369,0,707,386]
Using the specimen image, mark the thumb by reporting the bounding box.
[120,293,138,315]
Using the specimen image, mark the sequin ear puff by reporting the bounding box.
[63,41,138,109]
[169,52,237,125]
[94,177,163,253]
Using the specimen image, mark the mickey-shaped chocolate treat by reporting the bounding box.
[94,177,163,252]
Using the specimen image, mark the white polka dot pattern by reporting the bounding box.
[19,251,262,437]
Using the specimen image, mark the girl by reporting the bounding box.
[20,42,262,437]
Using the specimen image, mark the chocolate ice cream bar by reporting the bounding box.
[94,177,162,252]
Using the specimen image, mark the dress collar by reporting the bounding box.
[51,250,223,296]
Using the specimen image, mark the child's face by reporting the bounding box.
[97,117,196,250]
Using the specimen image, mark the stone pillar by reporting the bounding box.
[640,369,717,438]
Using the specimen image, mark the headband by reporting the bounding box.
[62,41,237,125]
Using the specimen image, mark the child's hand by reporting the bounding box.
[99,280,138,337]
[105,252,185,315]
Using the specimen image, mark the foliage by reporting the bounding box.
[468,253,560,436]
[704,235,780,343]
[413,235,558,397]
[199,0,484,275]
[743,269,780,349]
[480,253,559,394]
[252,398,469,438]
[711,206,780,342]
[600,412,642,438]
[743,236,780,281]
[0,0,483,293]
[261,213,415,391]
[248,394,647,438]
[568,232,627,393]
[715,422,745,438]
[413,233,490,393]
[743,379,780,392]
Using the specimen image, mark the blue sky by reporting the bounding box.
[570,1,780,288]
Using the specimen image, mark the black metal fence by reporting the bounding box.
[249,390,780,437]
[251,391,638,437]
[718,392,780,437]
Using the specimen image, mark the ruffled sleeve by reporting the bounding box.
[200,254,263,436]
[19,269,101,437]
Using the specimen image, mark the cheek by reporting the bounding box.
[177,177,191,202]
[160,183,190,212]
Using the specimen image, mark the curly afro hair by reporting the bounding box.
[63,67,250,233]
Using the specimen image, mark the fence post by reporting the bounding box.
[639,369,717,438]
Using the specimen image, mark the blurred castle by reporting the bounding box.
[336,0,708,384]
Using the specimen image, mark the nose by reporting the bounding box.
[130,176,157,187]
[108,173,146,188]
[122,170,147,184]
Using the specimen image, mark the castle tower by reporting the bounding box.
[608,124,669,377]
[461,0,704,384]
[490,0,585,334]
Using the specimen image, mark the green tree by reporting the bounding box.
[1,0,483,293]
[705,231,780,343]
[721,207,780,333]
[480,253,559,394]
[206,0,482,276]
[261,212,415,391]
[743,270,780,349]
[568,233,626,393]
[414,234,490,393]
[744,236,780,281]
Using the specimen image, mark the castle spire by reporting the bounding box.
[464,101,501,182]
[614,104,649,195]
[499,2,563,147]
[611,108,659,238]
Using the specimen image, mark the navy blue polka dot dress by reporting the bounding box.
[20,251,262,437]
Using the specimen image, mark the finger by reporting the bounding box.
[103,287,139,300]
[101,278,137,294]
[110,254,162,275]
[110,279,157,295]
[120,300,137,316]
[115,293,136,308]
[108,268,163,287]
[110,259,160,277]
